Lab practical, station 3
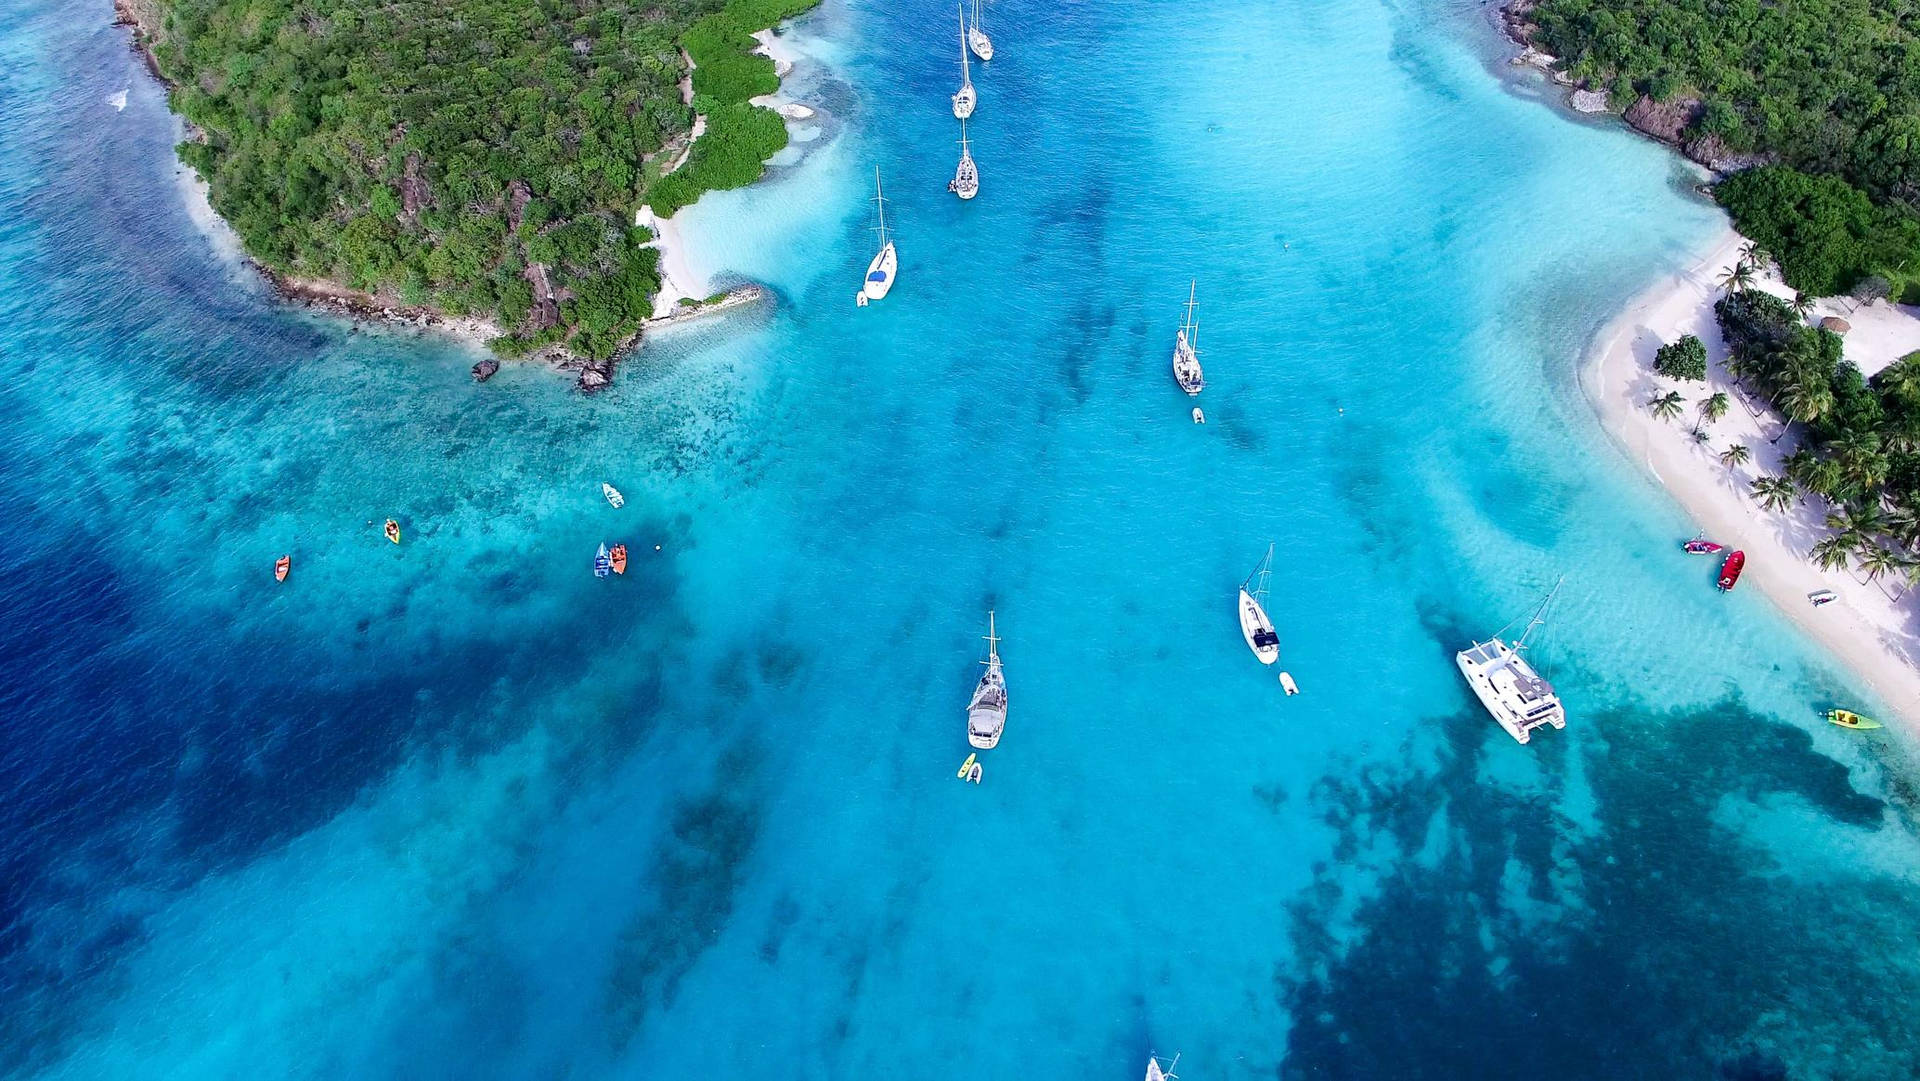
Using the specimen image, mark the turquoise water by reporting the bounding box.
[6,0,1920,1076]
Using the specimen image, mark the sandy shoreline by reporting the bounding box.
[1583,228,1920,732]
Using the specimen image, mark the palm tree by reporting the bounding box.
[1697,391,1730,431]
[1719,260,1757,294]
[1649,390,1686,422]
[1776,379,1833,429]
[1740,240,1772,271]
[1750,474,1798,512]
[1811,534,1856,572]
[1858,544,1906,585]
[1790,291,1816,321]
[1720,442,1751,470]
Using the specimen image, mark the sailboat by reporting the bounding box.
[1146,1054,1180,1081]
[1172,281,1205,395]
[1455,578,1567,744]
[950,121,979,200]
[951,3,976,119]
[968,0,994,61]
[861,167,897,302]
[966,611,1008,749]
[1238,545,1280,665]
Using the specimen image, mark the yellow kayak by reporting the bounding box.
[1827,709,1883,730]
[956,752,978,780]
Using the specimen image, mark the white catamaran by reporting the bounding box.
[966,611,1008,749]
[1172,281,1205,395]
[861,167,897,303]
[1238,544,1280,665]
[1455,578,1567,744]
[968,0,994,61]
[951,121,979,200]
[951,3,976,119]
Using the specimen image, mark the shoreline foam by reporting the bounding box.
[1582,228,1920,732]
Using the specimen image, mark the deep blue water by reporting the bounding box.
[5,0,1920,1077]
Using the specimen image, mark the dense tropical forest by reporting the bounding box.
[1519,0,1920,300]
[135,0,814,361]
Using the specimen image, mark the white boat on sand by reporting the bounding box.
[1455,578,1566,744]
[1238,544,1279,665]
[862,167,897,302]
[1172,281,1205,395]
[968,0,994,60]
[951,3,976,119]
[966,611,1007,749]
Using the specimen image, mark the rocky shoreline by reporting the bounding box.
[1496,1,1772,178]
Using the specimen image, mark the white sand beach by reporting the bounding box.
[1584,227,1920,730]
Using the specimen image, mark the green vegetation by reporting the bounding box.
[1524,0,1920,298]
[1653,333,1707,381]
[142,0,812,360]
[1716,288,1920,582]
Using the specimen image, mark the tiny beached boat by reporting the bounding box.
[1809,589,1837,607]
[1827,708,1883,730]
[1717,549,1745,592]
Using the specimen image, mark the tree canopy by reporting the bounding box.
[143,0,813,360]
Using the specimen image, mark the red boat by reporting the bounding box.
[1717,550,1746,592]
[1683,534,1725,555]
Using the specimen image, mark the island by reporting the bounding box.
[115,0,817,384]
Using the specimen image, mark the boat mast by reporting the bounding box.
[983,610,999,666]
[958,3,972,83]
[1513,575,1564,651]
[874,167,888,247]
[1183,280,1199,350]
[1241,543,1273,599]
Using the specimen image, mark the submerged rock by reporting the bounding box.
[1570,89,1609,114]
[472,358,500,382]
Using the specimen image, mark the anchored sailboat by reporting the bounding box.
[950,121,979,200]
[1455,577,1567,744]
[951,3,976,119]
[1145,1054,1180,1081]
[1172,281,1205,395]
[1238,544,1280,664]
[966,611,1007,749]
[968,0,994,61]
[861,167,897,302]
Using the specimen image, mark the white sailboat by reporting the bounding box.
[968,0,994,61]
[951,3,976,119]
[950,121,979,200]
[966,611,1007,749]
[861,167,897,302]
[1455,577,1567,744]
[1172,280,1205,395]
[1146,1054,1180,1081]
[1238,544,1279,665]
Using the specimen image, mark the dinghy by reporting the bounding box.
[603,483,625,508]
[384,519,401,544]
[1717,549,1745,592]
[594,543,611,578]
[1827,709,1882,730]
[956,752,978,779]
[609,544,628,574]
[274,555,290,582]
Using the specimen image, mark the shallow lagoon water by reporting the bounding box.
[4,0,1920,1077]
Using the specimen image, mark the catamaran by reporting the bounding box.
[1145,1054,1180,1081]
[951,121,979,200]
[861,167,897,302]
[1455,578,1566,745]
[966,611,1007,749]
[968,0,994,61]
[951,3,976,119]
[1238,544,1280,665]
[1172,281,1205,395]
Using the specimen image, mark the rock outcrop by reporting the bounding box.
[472,358,500,382]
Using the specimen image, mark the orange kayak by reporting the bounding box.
[274,555,291,582]
[384,519,401,544]
[609,544,628,574]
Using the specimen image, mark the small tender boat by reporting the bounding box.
[956,751,978,779]
[384,519,401,544]
[594,543,612,579]
[967,761,983,784]
[1809,589,1837,607]
[1192,407,1205,424]
[1172,281,1205,396]
[1827,708,1883,730]
[274,555,291,582]
[1279,671,1299,695]
[609,543,628,575]
[1146,1054,1180,1081]
[1717,549,1746,592]
[863,167,897,301]
[1682,533,1724,555]
[967,0,993,60]
[950,3,976,119]
[967,612,1008,749]
[1238,544,1280,665]
[603,483,625,509]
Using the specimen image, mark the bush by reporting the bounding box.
[1653,334,1708,381]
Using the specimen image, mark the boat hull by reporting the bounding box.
[1238,589,1279,664]
[1454,644,1565,744]
[969,29,993,60]
[1172,331,1204,395]
[952,86,975,119]
[1717,549,1746,592]
[1827,709,1882,730]
[863,241,897,300]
